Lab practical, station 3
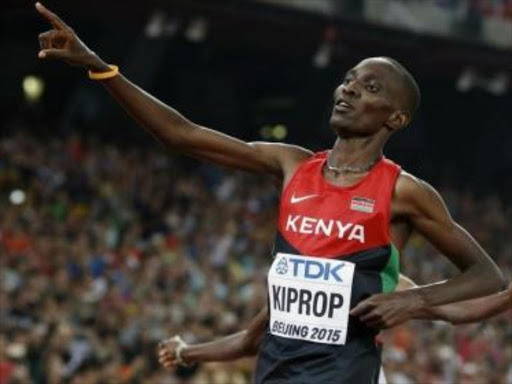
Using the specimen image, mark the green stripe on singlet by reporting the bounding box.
[380,243,400,293]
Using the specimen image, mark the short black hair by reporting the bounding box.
[380,57,421,117]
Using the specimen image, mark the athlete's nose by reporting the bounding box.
[341,81,360,99]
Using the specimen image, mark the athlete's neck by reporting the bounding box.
[329,134,386,170]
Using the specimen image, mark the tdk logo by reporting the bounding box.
[288,257,344,282]
[275,257,288,275]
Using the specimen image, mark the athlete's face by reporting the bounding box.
[329,58,409,137]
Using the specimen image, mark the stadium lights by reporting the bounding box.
[456,67,510,95]
[313,43,332,69]
[273,124,288,140]
[185,17,209,43]
[22,75,44,103]
[260,125,273,139]
[145,11,181,38]
[260,124,288,141]
[9,189,26,205]
[313,25,338,69]
[145,11,166,38]
[487,72,510,96]
[456,67,475,92]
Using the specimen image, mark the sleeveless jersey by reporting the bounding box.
[255,151,401,384]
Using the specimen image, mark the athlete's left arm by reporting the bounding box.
[397,275,512,324]
[417,283,512,324]
[351,173,506,328]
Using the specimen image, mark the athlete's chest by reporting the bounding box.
[277,153,401,257]
[280,188,386,239]
[279,178,392,257]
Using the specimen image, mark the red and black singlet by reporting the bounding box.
[255,151,402,384]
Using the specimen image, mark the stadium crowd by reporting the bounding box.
[1,131,511,384]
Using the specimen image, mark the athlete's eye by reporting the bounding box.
[342,76,353,85]
[365,84,380,93]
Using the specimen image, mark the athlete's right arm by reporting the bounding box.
[157,306,268,369]
[35,3,312,178]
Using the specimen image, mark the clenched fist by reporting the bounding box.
[157,335,190,370]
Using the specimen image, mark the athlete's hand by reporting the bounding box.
[157,335,189,370]
[350,290,425,329]
[35,2,108,71]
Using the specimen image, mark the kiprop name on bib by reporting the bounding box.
[267,252,355,345]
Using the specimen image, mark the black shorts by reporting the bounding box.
[255,332,382,384]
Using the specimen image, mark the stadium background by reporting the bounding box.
[1,0,511,383]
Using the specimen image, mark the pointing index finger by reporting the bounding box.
[35,2,71,31]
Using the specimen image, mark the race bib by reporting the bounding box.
[267,252,355,345]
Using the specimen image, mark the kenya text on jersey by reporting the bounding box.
[285,214,365,243]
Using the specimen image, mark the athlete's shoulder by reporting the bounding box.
[378,156,402,183]
[395,171,437,199]
[285,144,315,162]
[248,142,313,180]
[275,143,314,174]
[381,156,401,169]
[250,142,313,162]
[393,171,448,219]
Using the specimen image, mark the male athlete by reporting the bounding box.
[156,277,512,381]
[36,3,506,383]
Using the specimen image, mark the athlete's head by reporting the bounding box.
[329,57,420,137]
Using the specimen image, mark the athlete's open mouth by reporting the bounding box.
[335,98,354,112]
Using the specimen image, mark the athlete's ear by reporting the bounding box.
[386,110,410,132]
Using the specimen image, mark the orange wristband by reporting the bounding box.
[88,65,119,80]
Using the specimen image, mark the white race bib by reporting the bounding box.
[267,252,355,345]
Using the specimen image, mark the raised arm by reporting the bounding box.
[157,306,268,369]
[35,3,312,178]
[398,275,512,325]
[351,173,506,328]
